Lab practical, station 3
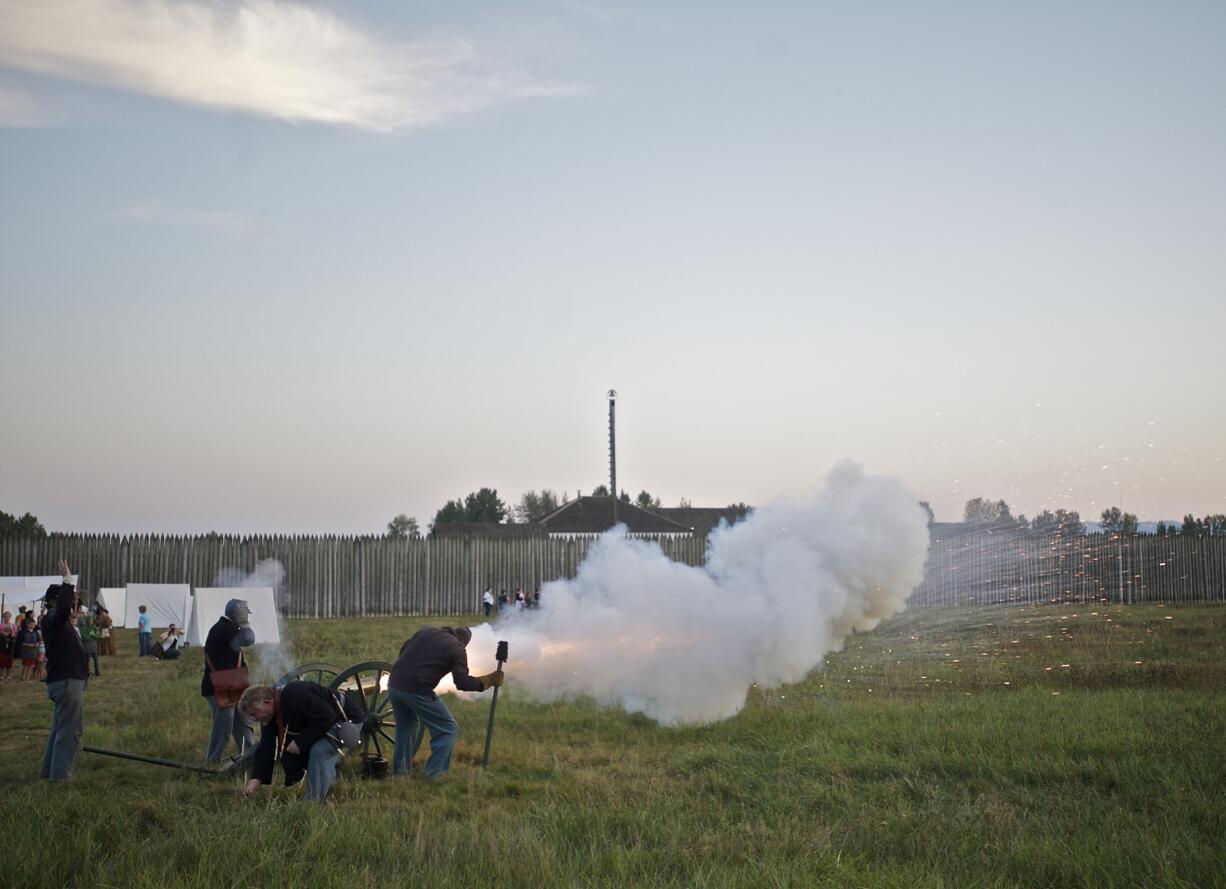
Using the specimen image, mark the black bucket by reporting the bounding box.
[361,754,389,780]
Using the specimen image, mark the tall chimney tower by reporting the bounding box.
[607,389,617,510]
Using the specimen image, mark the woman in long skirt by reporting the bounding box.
[97,608,116,656]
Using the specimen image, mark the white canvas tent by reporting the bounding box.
[96,588,128,626]
[124,584,192,630]
[187,587,280,646]
[0,575,79,615]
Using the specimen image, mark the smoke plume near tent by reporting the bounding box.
[461,462,931,724]
[212,558,294,683]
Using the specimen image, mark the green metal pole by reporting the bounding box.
[481,640,509,769]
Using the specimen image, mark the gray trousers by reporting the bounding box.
[205,695,254,762]
[42,678,85,781]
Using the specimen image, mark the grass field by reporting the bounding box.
[2,603,1223,888]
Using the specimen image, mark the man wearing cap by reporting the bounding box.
[201,598,256,763]
[42,559,87,781]
[387,625,503,779]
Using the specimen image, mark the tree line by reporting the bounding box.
[954,498,1226,537]
[11,495,1217,544]
[385,485,746,539]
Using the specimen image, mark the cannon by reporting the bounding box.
[84,660,397,777]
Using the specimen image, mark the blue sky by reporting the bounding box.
[2,1,1223,533]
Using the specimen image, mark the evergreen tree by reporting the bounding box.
[963,497,1013,526]
[1100,507,1138,535]
[0,510,47,540]
[636,490,663,512]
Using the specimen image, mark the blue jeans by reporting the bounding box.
[303,737,342,801]
[42,678,85,781]
[138,632,151,656]
[389,689,458,778]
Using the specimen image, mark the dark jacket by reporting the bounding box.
[200,616,253,697]
[44,583,87,683]
[250,681,356,785]
[388,626,484,697]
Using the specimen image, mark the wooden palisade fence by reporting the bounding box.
[0,534,706,617]
[911,529,1226,607]
[2,531,1223,617]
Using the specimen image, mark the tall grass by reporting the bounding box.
[2,604,1222,888]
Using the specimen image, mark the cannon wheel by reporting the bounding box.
[329,661,396,761]
[277,662,342,688]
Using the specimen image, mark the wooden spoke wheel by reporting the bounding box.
[329,661,396,761]
[276,662,342,688]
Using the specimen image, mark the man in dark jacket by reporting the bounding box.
[387,626,502,779]
[239,681,357,801]
[41,559,87,781]
[201,598,256,762]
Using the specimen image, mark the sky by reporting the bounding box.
[1,0,1223,534]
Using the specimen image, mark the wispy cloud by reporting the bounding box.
[0,0,576,131]
[0,82,57,127]
[102,201,254,232]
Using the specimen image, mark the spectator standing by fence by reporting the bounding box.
[96,607,115,656]
[482,587,494,617]
[42,559,87,782]
[0,611,15,679]
[35,624,47,680]
[77,606,101,677]
[18,618,39,680]
[137,605,152,657]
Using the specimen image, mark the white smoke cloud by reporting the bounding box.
[213,558,294,683]
[213,557,285,591]
[457,462,930,725]
[0,0,576,130]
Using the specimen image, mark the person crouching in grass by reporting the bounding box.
[239,682,351,803]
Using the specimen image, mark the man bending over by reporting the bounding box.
[239,681,357,802]
[388,625,502,779]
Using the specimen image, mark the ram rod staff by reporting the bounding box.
[481,640,509,769]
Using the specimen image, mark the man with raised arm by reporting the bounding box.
[41,559,86,781]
